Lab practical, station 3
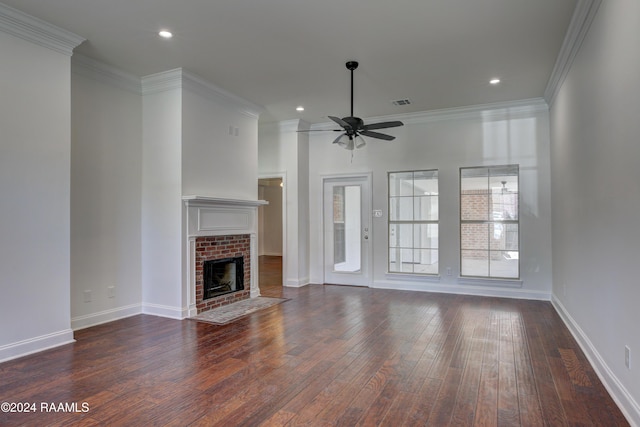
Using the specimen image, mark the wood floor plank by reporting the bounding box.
[512,310,545,427]
[287,353,379,425]
[497,309,520,427]
[402,377,443,426]
[0,259,630,426]
[449,318,486,426]
[473,309,500,427]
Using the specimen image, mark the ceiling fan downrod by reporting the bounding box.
[346,61,358,118]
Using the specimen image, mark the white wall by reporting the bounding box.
[307,101,553,300]
[182,81,259,200]
[296,129,310,283]
[141,79,183,318]
[0,31,76,360]
[70,56,143,329]
[549,0,640,422]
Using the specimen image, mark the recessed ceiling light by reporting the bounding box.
[296,106,305,112]
[158,30,173,39]
[490,78,501,85]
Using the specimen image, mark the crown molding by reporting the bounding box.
[141,68,183,95]
[297,119,311,132]
[258,119,312,136]
[141,68,264,119]
[72,54,141,94]
[181,70,264,119]
[276,119,300,133]
[0,2,84,56]
[280,119,310,132]
[544,0,602,107]
[309,98,548,131]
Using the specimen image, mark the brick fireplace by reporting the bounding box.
[195,235,251,313]
[183,196,266,317]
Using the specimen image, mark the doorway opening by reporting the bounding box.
[258,177,284,297]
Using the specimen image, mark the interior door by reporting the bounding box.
[323,176,371,286]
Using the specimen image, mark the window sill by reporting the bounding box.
[385,272,441,283]
[457,276,523,288]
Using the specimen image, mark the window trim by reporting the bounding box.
[388,169,439,276]
[459,164,520,280]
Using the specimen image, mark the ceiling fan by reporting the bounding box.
[301,61,404,150]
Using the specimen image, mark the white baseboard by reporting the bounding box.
[284,277,310,288]
[142,302,187,319]
[552,295,640,427]
[71,304,142,331]
[372,279,550,301]
[0,329,75,363]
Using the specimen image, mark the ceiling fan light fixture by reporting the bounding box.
[333,134,356,151]
[338,139,354,151]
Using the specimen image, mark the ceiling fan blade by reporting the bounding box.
[296,129,342,132]
[360,130,395,141]
[328,116,352,130]
[362,120,404,131]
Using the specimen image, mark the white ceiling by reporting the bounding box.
[4,0,577,124]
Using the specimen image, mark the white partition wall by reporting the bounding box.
[0,4,84,361]
[258,120,310,288]
[141,69,263,319]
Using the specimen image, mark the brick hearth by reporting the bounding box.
[195,234,251,313]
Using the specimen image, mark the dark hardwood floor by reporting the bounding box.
[259,255,285,298]
[0,256,629,426]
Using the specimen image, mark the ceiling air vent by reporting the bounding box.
[392,99,411,106]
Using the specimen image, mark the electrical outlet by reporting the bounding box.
[83,290,92,303]
[446,267,452,276]
[625,346,631,369]
[108,286,115,299]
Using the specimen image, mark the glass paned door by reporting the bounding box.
[323,176,371,286]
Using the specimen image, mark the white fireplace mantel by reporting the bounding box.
[182,196,267,317]
[183,196,267,238]
[182,195,268,208]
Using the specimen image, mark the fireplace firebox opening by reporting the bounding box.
[203,256,244,300]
